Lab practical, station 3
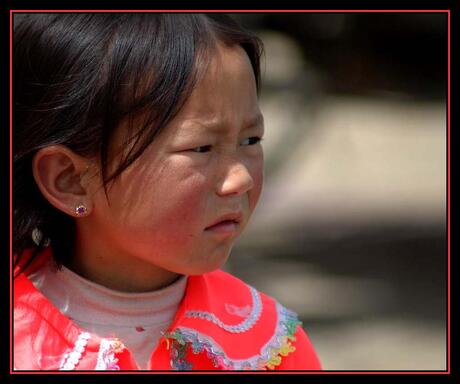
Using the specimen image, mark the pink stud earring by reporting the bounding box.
[75,204,88,216]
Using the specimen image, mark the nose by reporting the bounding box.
[217,161,254,197]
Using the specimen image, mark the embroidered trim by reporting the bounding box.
[59,332,91,370]
[184,286,262,333]
[95,338,124,370]
[165,302,301,370]
[167,334,194,371]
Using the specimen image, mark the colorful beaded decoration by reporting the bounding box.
[165,302,301,370]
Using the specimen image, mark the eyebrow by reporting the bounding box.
[242,113,265,130]
[180,113,264,135]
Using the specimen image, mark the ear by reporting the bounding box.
[32,145,94,217]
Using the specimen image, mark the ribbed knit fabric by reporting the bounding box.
[29,259,187,369]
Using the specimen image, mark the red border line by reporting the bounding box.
[9,9,451,375]
[10,9,451,13]
[10,9,14,374]
[11,371,450,375]
[446,9,451,375]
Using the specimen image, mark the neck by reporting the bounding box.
[68,258,181,292]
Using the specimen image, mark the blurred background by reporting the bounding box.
[224,13,447,370]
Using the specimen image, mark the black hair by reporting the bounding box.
[13,13,263,276]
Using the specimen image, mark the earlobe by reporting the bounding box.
[32,145,93,217]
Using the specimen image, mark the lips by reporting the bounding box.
[205,212,243,233]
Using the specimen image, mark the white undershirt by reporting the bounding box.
[29,258,187,369]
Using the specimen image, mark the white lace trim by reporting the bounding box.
[95,338,123,370]
[59,332,91,370]
[184,286,262,333]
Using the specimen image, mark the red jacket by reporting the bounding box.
[13,250,322,371]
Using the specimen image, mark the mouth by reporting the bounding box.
[204,212,243,235]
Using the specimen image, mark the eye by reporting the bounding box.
[190,145,212,153]
[241,137,263,146]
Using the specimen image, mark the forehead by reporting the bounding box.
[166,43,262,136]
[109,44,262,159]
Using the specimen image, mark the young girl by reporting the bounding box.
[13,13,322,371]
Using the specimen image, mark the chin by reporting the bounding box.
[186,252,230,276]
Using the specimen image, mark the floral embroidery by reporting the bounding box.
[266,353,282,370]
[278,336,296,356]
[95,338,125,370]
[265,336,296,370]
[184,286,262,333]
[165,302,301,370]
[164,330,193,370]
[191,339,205,354]
[59,331,90,370]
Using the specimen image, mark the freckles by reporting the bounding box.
[154,165,209,224]
[168,156,211,195]
[105,152,212,236]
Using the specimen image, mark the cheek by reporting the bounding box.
[157,180,207,229]
[105,157,210,234]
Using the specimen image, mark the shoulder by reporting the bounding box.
[13,274,74,369]
[175,269,322,370]
[276,325,323,370]
[14,273,105,370]
[210,269,322,370]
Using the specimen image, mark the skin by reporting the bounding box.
[34,43,264,292]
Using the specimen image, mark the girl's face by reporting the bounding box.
[76,44,264,290]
